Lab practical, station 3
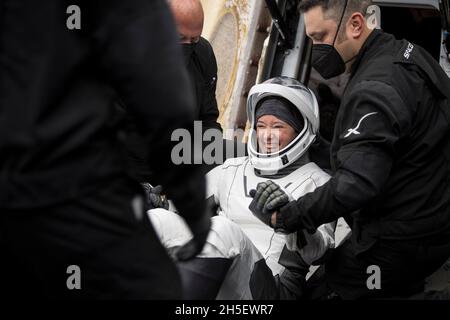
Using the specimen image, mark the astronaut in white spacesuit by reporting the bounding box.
[148,77,336,299]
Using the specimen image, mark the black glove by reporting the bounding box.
[142,184,169,210]
[249,181,289,227]
[174,213,211,261]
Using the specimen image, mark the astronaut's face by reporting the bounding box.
[256,115,297,154]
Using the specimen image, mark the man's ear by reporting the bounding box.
[348,12,365,39]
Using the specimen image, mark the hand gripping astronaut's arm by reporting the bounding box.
[250,180,336,266]
[286,219,336,265]
[279,181,336,266]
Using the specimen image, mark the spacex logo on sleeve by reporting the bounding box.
[344,112,378,138]
[403,43,414,59]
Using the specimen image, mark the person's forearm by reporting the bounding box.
[276,150,393,233]
[276,178,347,233]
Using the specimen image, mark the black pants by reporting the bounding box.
[0,178,181,299]
[325,237,450,299]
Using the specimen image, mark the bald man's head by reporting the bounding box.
[169,0,204,44]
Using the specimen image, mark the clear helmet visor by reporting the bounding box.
[246,77,319,174]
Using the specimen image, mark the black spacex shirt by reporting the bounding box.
[279,30,450,251]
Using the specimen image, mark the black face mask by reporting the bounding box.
[181,43,196,64]
[311,0,349,79]
[311,44,346,79]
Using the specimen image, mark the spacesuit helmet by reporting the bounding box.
[246,77,319,175]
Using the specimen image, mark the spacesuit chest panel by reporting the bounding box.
[216,158,327,274]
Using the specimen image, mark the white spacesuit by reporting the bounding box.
[149,77,336,299]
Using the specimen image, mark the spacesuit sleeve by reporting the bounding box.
[285,172,336,264]
[86,0,207,225]
[286,220,336,265]
[278,81,412,233]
